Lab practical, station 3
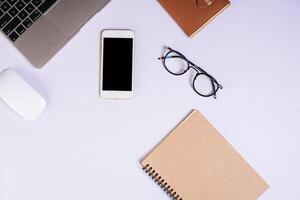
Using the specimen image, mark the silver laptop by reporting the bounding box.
[0,0,111,68]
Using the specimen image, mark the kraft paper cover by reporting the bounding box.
[141,110,268,200]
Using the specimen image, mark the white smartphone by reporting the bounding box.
[100,29,135,99]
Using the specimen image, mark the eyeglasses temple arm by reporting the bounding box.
[190,62,209,74]
[158,55,183,60]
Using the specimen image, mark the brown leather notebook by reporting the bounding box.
[141,110,269,200]
[159,0,231,37]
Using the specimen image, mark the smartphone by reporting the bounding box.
[100,30,135,99]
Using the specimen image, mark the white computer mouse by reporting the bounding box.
[0,69,46,121]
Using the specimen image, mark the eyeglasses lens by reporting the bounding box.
[193,74,217,96]
[164,52,189,75]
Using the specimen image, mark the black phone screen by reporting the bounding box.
[102,38,133,91]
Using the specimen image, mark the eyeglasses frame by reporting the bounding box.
[158,47,223,98]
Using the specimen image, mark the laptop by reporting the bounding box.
[0,0,111,68]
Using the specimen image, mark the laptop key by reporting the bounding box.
[22,17,32,28]
[9,31,19,41]
[29,10,41,21]
[18,9,27,20]
[15,24,25,34]
[0,2,10,12]
[0,13,11,28]
[3,16,21,35]
[7,0,18,6]
[0,9,3,17]
[25,3,34,14]
[8,6,18,17]
[32,0,42,7]
[15,0,26,10]
[38,0,57,14]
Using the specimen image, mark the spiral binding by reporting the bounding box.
[143,164,182,200]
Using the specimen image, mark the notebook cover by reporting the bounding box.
[159,0,230,37]
[141,110,269,200]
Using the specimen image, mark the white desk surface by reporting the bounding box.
[1,0,300,199]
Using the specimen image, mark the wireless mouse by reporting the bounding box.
[0,69,46,120]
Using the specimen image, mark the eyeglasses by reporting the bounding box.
[196,0,215,8]
[158,47,223,98]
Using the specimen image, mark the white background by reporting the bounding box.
[1,0,300,199]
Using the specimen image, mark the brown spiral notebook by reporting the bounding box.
[141,110,269,200]
[159,0,231,37]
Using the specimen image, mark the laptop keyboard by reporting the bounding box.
[0,0,58,42]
